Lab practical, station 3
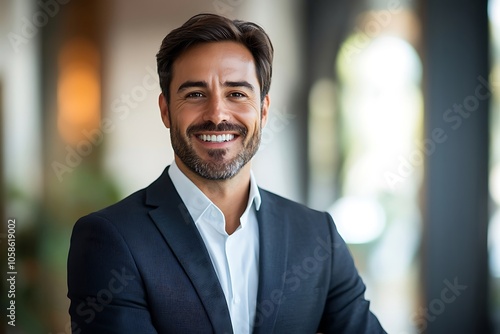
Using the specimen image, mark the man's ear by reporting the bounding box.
[159,93,171,128]
[261,94,270,128]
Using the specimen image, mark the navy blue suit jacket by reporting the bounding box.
[67,167,385,333]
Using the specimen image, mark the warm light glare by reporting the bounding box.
[57,39,100,145]
[308,79,337,175]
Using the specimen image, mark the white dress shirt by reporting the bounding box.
[168,161,261,334]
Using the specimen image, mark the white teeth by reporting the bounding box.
[198,134,235,143]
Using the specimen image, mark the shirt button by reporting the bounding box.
[211,209,218,218]
[233,297,241,304]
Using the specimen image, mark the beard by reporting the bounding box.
[170,120,262,180]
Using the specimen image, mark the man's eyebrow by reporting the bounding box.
[176,80,255,93]
[224,81,255,91]
[177,81,208,93]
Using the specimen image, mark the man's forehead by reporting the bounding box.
[173,41,254,66]
[170,42,259,85]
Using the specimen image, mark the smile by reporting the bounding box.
[197,134,235,143]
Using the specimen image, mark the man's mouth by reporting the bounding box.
[197,134,236,143]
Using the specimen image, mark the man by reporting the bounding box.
[67,13,385,334]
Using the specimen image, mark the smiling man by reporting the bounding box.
[161,39,268,235]
[67,13,385,334]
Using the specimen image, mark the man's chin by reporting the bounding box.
[192,166,240,181]
[189,157,247,181]
[204,150,228,161]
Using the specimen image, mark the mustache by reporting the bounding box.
[187,122,248,137]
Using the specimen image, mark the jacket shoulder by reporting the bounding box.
[258,188,335,238]
[102,188,147,214]
[259,188,328,218]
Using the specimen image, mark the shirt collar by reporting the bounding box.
[168,160,261,225]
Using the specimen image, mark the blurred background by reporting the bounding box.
[0,0,499,333]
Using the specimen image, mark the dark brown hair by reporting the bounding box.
[156,13,274,103]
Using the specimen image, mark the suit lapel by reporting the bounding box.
[146,167,233,334]
[253,190,289,334]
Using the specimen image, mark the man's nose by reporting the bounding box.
[203,95,229,125]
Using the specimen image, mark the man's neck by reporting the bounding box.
[175,157,251,234]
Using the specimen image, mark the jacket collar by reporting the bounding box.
[253,190,289,334]
[145,166,234,333]
[145,166,289,334]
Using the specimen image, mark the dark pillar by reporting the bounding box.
[421,0,491,333]
[304,0,364,206]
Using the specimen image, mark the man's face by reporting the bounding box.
[160,41,269,180]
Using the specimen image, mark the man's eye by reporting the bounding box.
[186,92,204,98]
[229,92,245,98]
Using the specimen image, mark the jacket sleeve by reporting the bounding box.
[317,213,386,333]
[67,213,158,334]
